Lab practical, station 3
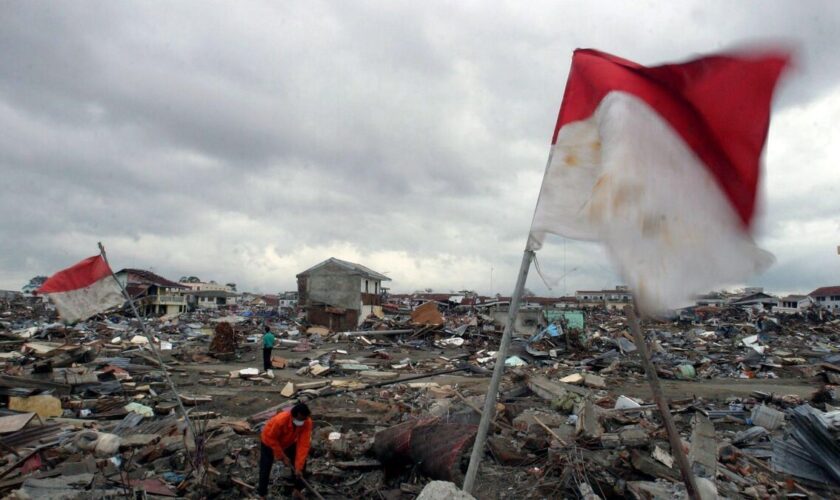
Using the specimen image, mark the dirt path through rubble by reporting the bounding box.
[172,344,820,417]
[612,377,818,400]
[179,372,490,418]
[172,343,490,418]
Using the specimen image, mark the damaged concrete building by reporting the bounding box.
[114,268,187,316]
[296,257,390,331]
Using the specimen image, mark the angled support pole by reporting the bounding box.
[625,304,700,500]
[98,242,196,441]
[462,248,534,493]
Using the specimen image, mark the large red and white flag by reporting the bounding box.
[37,255,125,323]
[529,49,789,314]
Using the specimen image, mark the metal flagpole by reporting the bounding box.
[463,147,556,493]
[97,242,197,440]
[462,248,534,493]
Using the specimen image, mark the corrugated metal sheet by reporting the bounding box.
[132,415,178,436]
[94,357,131,368]
[772,437,833,484]
[0,423,64,448]
[787,405,840,486]
[112,412,145,437]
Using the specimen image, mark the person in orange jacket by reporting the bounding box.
[257,402,312,498]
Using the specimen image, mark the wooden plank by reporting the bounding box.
[0,413,36,434]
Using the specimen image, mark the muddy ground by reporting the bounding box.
[170,340,820,419]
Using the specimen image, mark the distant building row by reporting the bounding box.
[696,286,840,314]
[113,269,240,316]
[20,256,840,321]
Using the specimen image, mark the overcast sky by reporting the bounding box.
[2,1,838,296]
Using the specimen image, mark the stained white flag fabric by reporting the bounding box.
[528,49,788,314]
[37,255,124,323]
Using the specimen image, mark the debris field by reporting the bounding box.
[1,293,840,499]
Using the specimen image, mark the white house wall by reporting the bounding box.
[360,304,372,325]
[360,279,380,295]
[816,297,840,310]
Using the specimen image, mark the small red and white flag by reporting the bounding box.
[37,255,125,323]
[529,48,789,314]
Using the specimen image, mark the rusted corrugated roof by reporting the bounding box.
[810,286,840,297]
[117,269,186,289]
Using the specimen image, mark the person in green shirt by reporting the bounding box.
[262,325,276,371]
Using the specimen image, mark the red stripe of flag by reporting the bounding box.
[37,255,114,294]
[552,48,789,229]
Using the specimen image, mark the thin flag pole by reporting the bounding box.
[625,304,700,500]
[97,243,196,441]
[463,248,534,493]
[464,148,556,493]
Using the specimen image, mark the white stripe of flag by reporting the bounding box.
[37,255,125,323]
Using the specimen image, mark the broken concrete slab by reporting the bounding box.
[652,445,674,468]
[582,373,606,389]
[281,382,296,398]
[576,399,603,439]
[688,413,717,480]
[559,372,605,389]
[618,426,649,447]
[600,433,621,448]
[527,375,590,401]
[310,364,331,376]
[630,450,681,482]
[416,480,475,500]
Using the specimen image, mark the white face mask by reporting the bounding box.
[293,418,305,427]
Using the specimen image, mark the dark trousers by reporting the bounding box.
[257,442,305,495]
[263,347,272,370]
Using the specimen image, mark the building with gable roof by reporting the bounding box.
[114,268,187,316]
[296,258,391,330]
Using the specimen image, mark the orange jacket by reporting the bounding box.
[260,410,312,472]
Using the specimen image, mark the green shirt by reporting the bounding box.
[263,332,275,348]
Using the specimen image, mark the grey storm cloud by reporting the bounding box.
[2,1,839,296]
